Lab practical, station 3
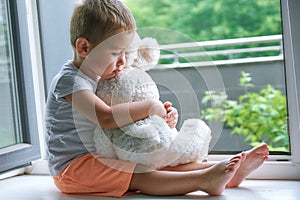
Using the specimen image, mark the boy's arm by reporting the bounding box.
[64,90,166,129]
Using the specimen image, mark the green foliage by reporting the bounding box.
[125,0,282,41]
[200,71,289,151]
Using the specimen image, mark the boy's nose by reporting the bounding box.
[117,53,126,68]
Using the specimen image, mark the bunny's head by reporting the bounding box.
[126,35,160,71]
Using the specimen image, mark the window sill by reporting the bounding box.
[17,156,300,180]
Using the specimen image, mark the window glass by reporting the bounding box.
[0,0,20,148]
[126,0,289,154]
[0,0,41,174]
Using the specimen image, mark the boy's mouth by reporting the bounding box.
[114,69,122,75]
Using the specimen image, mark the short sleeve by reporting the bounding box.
[53,69,96,99]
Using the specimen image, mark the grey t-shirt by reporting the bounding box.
[45,60,97,176]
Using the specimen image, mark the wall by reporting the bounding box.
[37,0,75,91]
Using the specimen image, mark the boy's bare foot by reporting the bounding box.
[226,143,269,188]
[199,154,243,196]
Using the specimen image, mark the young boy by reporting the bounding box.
[45,0,269,197]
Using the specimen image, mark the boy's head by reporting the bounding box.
[70,0,136,49]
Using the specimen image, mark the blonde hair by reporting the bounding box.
[70,0,136,48]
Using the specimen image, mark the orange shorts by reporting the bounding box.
[53,153,137,197]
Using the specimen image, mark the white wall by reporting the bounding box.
[38,0,76,91]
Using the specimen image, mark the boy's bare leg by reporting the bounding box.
[226,143,269,188]
[169,143,269,188]
[161,161,214,172]
[159,143,269,188]
[129,154,243,196]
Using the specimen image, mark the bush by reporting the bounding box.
[200,71,289,151]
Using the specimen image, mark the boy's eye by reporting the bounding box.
[112,52,121,57]
[112,51,127,57]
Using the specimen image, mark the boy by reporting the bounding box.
[45,0,269,197]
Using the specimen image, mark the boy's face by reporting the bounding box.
[80,31,135,80]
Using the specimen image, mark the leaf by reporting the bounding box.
[200,70,288,151]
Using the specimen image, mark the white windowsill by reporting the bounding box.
[2,155,299,181]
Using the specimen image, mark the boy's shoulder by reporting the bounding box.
[60,60,78,75]
[50,61,77,86]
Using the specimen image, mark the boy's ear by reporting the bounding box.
[76,37,90,57]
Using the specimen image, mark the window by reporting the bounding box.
[281,0,300,164]
[126,0,289,154]
[0,0,19,149]
[124,0,300,178]
[0,0,43,173]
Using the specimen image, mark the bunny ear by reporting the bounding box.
[129,32,142,50]
[136,37,160,71]
[126,33,160,71]
[125,32,141,68]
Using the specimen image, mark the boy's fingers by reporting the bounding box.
[168,107,177,115]
[167,121,176,129]
[164,101,172,109]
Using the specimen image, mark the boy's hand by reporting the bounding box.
[164,101,178,129]
[149,100,167,118]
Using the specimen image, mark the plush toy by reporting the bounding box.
[94,36,211,169]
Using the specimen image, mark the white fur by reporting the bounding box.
[94,37,211,169]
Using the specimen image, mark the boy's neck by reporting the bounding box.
[72,58,100,82]
[72,59,81,69]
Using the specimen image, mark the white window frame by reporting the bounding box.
[0,0,46,177]
[208,0,300,180]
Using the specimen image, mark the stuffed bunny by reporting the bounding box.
[94,36,211,169]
